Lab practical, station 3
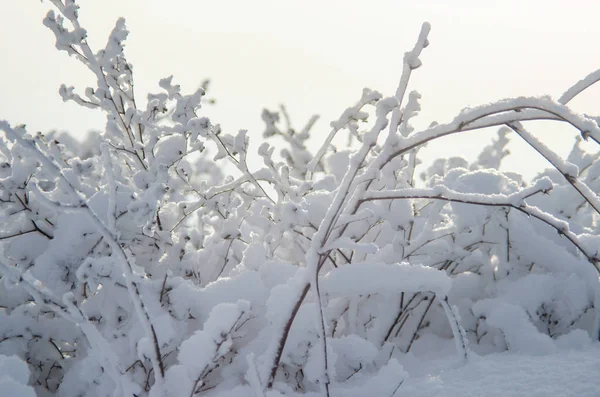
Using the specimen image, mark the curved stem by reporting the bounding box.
[507,121,600,215]
[559,68,600,105]
[359,187,600,271]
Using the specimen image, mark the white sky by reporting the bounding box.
[3,0,600,179]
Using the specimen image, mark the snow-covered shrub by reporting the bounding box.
[1,1,600,396]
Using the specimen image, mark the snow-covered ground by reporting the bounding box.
[400,339,600,397]
[3,343,599,396]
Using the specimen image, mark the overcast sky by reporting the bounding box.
[3,1,600,179]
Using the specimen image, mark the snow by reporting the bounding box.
[322,262,452,298]
[362,176,552,209]
[400,344,600,397]
[0,355,36,397]
[0,377,37,397]
[307,88,382,176]
[473,300,557,354]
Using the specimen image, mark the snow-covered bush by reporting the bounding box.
[1,1,600,396]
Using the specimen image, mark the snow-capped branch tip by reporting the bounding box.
[404,22,431,70]
[388,22,431,137]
